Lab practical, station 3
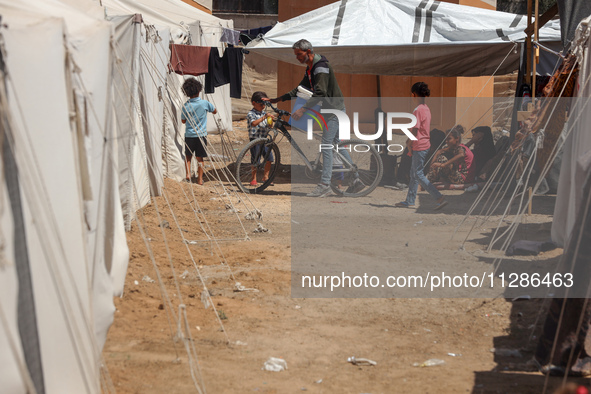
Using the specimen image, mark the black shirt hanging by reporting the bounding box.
[204,47,243,99]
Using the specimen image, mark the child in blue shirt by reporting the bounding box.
[181,77,216,184]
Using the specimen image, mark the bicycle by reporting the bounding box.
[235,102,383,197]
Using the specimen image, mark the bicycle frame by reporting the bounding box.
[235,101,383,196]
[271,118,358,175]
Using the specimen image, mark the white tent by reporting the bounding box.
[551,15,591,247]
[0,0,128,392]
[246,0,562,76]
[0,0,240,390]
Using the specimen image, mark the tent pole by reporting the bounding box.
[525,0,533,85]
[524,3,558,36]
[376,75,381,106]
[533,0,539,100]
[375,75,385,150]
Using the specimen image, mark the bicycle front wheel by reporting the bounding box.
[235,138,281,194]
[330,139,383,197]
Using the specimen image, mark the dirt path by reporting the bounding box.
[103,120,583,394]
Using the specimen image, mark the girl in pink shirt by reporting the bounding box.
[396,82,448,210]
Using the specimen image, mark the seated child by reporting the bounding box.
[246,91,276,186]
[427,128,473,184]
[181,77,217,185]
[465,126,496,183]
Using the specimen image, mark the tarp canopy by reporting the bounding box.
[246,0,562,77]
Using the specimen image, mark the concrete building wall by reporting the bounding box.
[219,12,277,29]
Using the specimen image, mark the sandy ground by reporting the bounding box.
[102,70,589,393]
[102,122,590,394]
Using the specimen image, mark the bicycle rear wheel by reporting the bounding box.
[235,138,281,194]
[330,139,383,197]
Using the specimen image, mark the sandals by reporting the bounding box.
[184,178,203,185]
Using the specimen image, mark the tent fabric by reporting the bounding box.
[0,0,132,392]
[1,122,45,394]
[162,73,191,181]
[246,0,562,76]
[1,14,100,393]
[189,0,212,11]
[108,15,153,228]
[139,26,171,197]
[551,16,591,247]
[557,0,591,48]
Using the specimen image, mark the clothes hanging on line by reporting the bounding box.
[220,28,240,45]
[204,47,243,99]
[169,44,210,76]
[239,26,273,46]
[240,25,273,37]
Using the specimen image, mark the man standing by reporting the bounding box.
[268,39,360,197]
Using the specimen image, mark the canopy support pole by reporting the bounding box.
[533,0,539,100]
[526,0,533,85]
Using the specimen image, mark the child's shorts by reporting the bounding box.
[249,137,274,164]
[185,136,207,158]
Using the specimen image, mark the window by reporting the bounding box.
[213,0,278,14]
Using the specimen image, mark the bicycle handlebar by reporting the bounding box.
[265,101,291,118]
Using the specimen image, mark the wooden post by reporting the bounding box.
[528,187,533,215]
[532,0,539,100]
[525,0,533,85]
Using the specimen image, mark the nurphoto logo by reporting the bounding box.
[305,108,417,153]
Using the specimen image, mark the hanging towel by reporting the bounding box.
[169,44,210,76]
[220,28,240,45]
[205,47,243,99]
